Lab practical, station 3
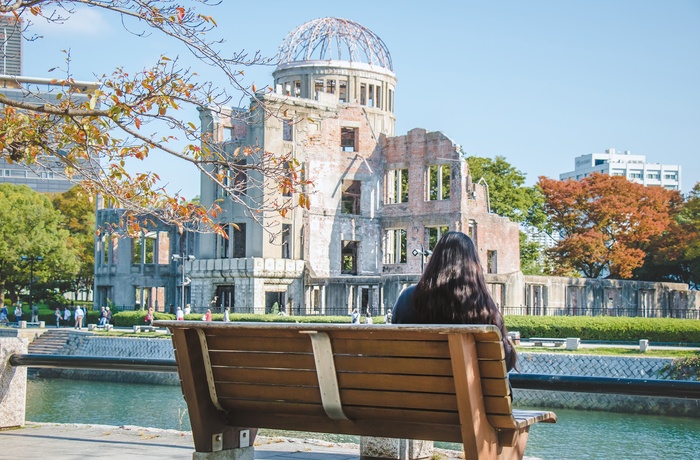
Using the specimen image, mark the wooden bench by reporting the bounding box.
[154,321,556,460]
[530,338,566,347]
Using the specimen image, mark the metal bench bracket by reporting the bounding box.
[302,331,349,421]
[197,329,223,411]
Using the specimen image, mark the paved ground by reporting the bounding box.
[0,423,478,460]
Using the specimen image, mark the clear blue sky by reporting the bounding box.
[23,0,700,198]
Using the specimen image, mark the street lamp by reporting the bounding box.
[20,255,44,309]
[172,254,195,310]
[412,245,432,273]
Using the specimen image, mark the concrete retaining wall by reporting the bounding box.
[514,352,699,417]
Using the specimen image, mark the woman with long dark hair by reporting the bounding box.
[392,231,516,371]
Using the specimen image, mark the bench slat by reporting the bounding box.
[483,396,513,415]
[207,335,312,353]
[225,412,464,444]
[480,378,511,397]
[331,338,450,358]
[338,372,456,394]
[333,355,453,376]
[478,360,508,379]
[210,351,316,370]
[213,367,318,386]
[475,342,505,360]
[340,389,457,412]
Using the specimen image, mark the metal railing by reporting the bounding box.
[9,353,700,399]
[501,306,700,320]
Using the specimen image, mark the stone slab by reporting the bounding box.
[0,337,28,428]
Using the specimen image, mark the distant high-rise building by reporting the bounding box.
[560,148,681,191]
[0,15,22,77]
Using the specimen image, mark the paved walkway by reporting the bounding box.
[0,423,364,460]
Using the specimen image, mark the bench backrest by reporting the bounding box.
[158,322,521,446]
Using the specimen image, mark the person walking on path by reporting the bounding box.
[223,307,230,322]
[74,305,85,329]
[31,304,39,323]
[351,308,360,324]
[204,309,212,321]
[14,302,23,323]
[63,306,71,327]
[98,306,107,326]
[176,306,184,321]
[54,307,61,328]
[105,307,112,325]
[0,305,8,324]
[392,231,517,372]
[145,307,154,326]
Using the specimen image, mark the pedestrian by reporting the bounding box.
[392,231,516,372]
[0,305,8,324]
[63,306,71,327]
[351,308,360,324]
[55,307,61,328]
[384,309,393,324]
[223,307,230,322]
[99,306,107,326]
[204,309,212,321]
[31,303,39,323]
[74,305,85,330]
[145,307,154,326]
[365,314,373,325]
[105,307,112,325]
[176,306,184,321]
[14,302,23,323]
[184,303,191,316]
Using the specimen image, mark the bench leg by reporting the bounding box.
[171,328,257,455]
[497,428,529,460]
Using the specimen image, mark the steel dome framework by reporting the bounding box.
[277,18,393,71]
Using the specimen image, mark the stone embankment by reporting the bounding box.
[40,332,699,416]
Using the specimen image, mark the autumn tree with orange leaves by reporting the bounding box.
[0,1,310,235]
[538,173,682,279]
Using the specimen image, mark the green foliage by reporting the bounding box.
[519,232,548,275]
[111,310,176,326]
[505,316,700,343]
[0,184,79,308]
[466,155,546,230]
[662,356,700,381]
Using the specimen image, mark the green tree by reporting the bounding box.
[52,185,95,300]
[0,184,79,308]
[466,155,547,230]
[467,155,549,271]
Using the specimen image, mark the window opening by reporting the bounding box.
[282,224,291,259]
[487,250,498,274]
[315,79,324,97]
[283,119,293,142]
[342,241,358,275]
[376,86,382,109]
[386,169,409,204]
[384,229,407,264]
[341,180,361,215]
[360,83,367,105]
[233,223,246,258]
[339,80,348,102]
[467,220,477,247]
[428,164,451,200]
[341,127,357,152]
[427,226,449,251]
[326,79,336,94]
[368,84,375,107]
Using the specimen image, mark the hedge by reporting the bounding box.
[504,316,700,344]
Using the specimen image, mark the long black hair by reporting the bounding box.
[413,231,516,370]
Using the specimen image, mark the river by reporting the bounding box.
[26,378,700,460]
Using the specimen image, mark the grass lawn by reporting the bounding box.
[517,346,699,359]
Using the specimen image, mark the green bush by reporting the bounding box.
[112,310,176,326]
[504,316,700,343]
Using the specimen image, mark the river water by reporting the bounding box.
[26,378,700,460]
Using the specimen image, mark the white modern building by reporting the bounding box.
[560,148,681,191]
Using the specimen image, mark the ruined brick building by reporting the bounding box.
[190,17,519,316]
[93,18,698,317]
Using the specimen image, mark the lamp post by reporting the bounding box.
[172,254,195,310]
[20,255,44,309]
[411,245,432,273]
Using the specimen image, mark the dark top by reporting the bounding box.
[392,284,515,372]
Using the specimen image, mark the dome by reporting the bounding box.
[277,18,393,71]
